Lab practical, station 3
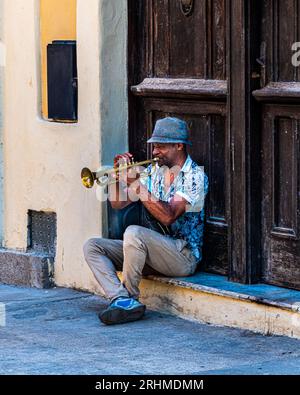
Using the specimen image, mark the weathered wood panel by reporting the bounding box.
[150,0,226,79]
[262,106,300,289]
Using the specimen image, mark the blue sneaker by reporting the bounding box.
[99,297,146,325]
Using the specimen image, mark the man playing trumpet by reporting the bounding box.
[83,117,209,325]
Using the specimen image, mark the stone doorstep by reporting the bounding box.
[0,248,54,289]
[137,272,300,339]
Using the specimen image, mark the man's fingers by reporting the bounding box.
[114,153,134,167]
[114,155,126,168]
[123,153,134,164]
[124,152,134,159]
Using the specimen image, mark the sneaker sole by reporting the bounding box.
[99,305,146,325]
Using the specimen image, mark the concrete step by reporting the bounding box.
[138,272,300,339]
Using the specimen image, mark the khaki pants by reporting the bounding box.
[83,225,197,302]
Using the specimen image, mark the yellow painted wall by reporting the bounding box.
[40,0,77,118]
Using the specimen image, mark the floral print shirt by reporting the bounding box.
[140,155,209,262]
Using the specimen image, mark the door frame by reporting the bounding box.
[226,0,262,283]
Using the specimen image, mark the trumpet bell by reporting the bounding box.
[81,166,114,188]
[81,168,95,189]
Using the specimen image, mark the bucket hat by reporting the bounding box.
[147,117,192,146]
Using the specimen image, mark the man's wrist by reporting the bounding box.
[137,181,147,198]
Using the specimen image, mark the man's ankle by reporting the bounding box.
[111,295,130,303]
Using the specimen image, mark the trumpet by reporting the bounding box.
[81,157,159,188]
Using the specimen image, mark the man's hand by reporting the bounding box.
[126,165,145,186]
[112,152,134,184]
[113,152,134,168]
[108,152,135,210]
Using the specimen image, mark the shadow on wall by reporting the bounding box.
[99,0,128,237]
[99,0,128,166]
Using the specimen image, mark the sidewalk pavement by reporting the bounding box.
[0,284,300,375]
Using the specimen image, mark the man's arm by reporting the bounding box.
[127,166,205,226]
[136,183,188,226]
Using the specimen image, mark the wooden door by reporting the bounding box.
[128,0,300,288]
[128,0,229,275]
[253,0,300,289]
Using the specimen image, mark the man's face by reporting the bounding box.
[152,143,183,167]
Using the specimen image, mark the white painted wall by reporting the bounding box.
[2,0,128,292]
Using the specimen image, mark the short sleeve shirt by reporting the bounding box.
[140,155,209,262]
